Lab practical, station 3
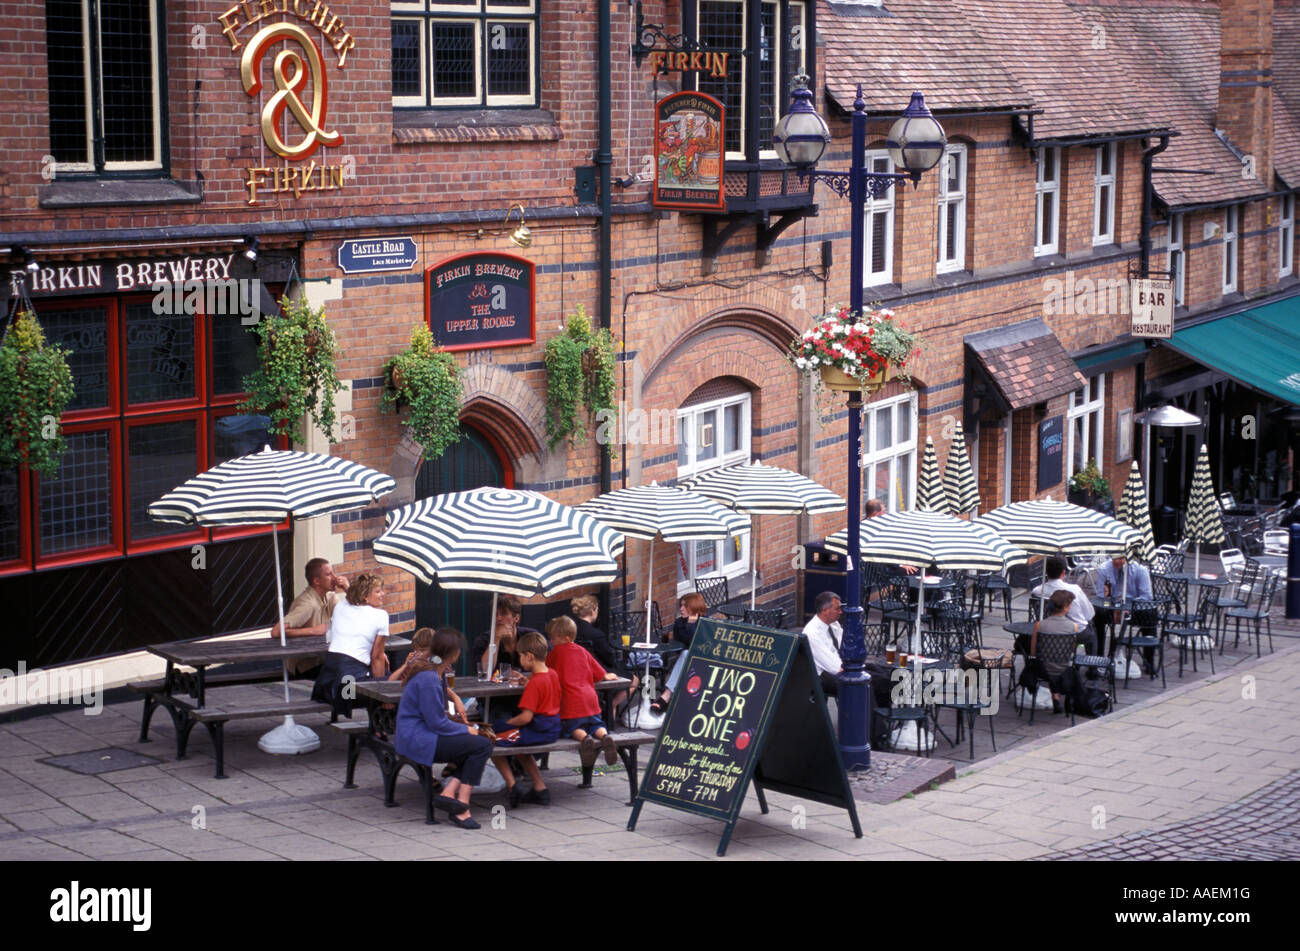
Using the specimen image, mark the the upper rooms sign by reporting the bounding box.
[215,1,357,205]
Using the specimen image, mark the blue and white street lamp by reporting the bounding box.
[774,76,945,769]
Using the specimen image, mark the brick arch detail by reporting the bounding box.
[641,304,802,396]
[458,362,546,459]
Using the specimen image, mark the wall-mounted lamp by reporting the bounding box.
[13,246,39,273]
[242,236,260,262]
[504,204,532,249]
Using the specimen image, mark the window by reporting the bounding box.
[391,0,537,108]
[1280,195,1295,278]
[1034,148,1060,256]
[1066,375,1105,480]
[46,0,166,174]
[1093,143,1116,246]
[0,299,274,575]
[677,391,750,591]
[860,392,918,514]
[863,150,895,286]
[1167,212,1186,307]
[1223,205,1239,294]
[692,0,807,159]
[936,144,967,274]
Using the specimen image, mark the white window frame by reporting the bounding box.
[936,144,967,274]
[696,0,806,161]
[1223,205,1239,294]
[863,150,895,286]
[1280,194,1295,278]
[49,0,164,173]
[1092,143,1116,246]
[1167,212,1186,307]
[1034,147,1061,256]
[859,391,918,514]
[1066,375,1105,481]
[676,393,751,594]
[390,0,538,108]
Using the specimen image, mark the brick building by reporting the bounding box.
[1,0,1296,669]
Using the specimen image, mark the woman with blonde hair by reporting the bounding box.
[311,572,390,717]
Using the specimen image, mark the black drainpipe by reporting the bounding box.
[1139,134,1171,276]
[597,1,614,617]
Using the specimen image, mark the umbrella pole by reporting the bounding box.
[913,580,924,657]
[257,523,321,755]
[644,539,655,706]
[484,590,499,724]
[1195,542,1201,578]
[750,517,757,611]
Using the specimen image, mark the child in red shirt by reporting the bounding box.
[546,615,620,768]
[490,632,562,807]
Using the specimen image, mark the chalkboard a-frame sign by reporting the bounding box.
[628,619,862,856]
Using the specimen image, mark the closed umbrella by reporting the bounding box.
[683,460,844,608]
[915,438,947,513]
[373,488,624,717]
[825,510,1027,654]
[1116,460,1156,565]
[578,482,749,707]
[1184,444,1226,576]
[942,422,980,517]
[149,445,396,755]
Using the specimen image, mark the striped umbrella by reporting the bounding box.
[149,445,396,755]
[683,460,844,608]
[976,500,1139,556]
[375,488,625,713]
[825,510,1027,653]
[915,437,947,513]
[943,422,980,517]
[579,482,749,702]
[1184,443,1226,576]
[1116,460,1156,565]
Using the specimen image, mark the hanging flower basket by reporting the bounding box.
[791,305,921,393]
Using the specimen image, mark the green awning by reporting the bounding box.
[1162,296,1300,406]
[1073,339,1147,372]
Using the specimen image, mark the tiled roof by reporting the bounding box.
[965,319,1086,410]
[819,0,1297,206]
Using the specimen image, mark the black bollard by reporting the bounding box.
[1287,524,1300,619]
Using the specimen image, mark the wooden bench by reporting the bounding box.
[331,722,659,824]
[186,698,338,779]
[129,667,285,753]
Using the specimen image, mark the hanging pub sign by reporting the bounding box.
[215,2,357,205]
[425,252,536,352]
[1038,414,1065,493]
[653,92,726,212]
[628,619,861,856]
[1130,278,1174,338]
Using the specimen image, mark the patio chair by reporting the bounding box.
[743,607,787,630]
[1019,629,1080,725]
[976,570,1014,622]
[1219,548,1246,581]
[1224,570,1279,657]
[1163,583,1215,677]
[1263,530,1289,555]
[694,575,730,613]
[1113,598,1165,689]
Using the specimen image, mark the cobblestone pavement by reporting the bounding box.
[1047,769,1300,861]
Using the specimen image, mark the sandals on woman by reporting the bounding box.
[649,697,669,715]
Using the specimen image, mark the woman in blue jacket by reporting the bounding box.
[395,627,494,830]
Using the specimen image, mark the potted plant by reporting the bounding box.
[544,304,618,450]
[1068,459,1113,512]
[0,309,75,477]
[382,323,464,460]
[790,305,921,393]
[239,295,344,443]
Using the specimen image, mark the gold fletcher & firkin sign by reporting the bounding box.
[215,1,355,205]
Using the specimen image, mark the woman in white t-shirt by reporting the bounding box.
[311,573,390,717]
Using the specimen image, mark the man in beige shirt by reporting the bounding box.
[272,558,348,676]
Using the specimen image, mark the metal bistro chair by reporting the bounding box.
[1224,570,1280,657]
[1163,583,1216,676]
[1210,559,1261,653]
[694,575,730,613]
[1113,598,1166,689]
[1020,628,1081,725]
[925,624,995,759]
[976,570,1014,622]
[743,607,787,630]
[1153,572,1194,629]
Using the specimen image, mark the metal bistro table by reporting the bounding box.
[1088,594,1173,658]
[1156,571,1231,616]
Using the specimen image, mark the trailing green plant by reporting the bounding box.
[544,305,618,450]
[1069,459,1111,499]
[0,309,75,477]
[239,295,344,443]
[382,323,464,460]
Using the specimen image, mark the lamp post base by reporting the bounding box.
[836,666,872,770]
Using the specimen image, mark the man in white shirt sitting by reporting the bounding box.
[1030,556,1097,653]
[802,591,844,697]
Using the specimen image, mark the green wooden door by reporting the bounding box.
[413,424,508,665]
